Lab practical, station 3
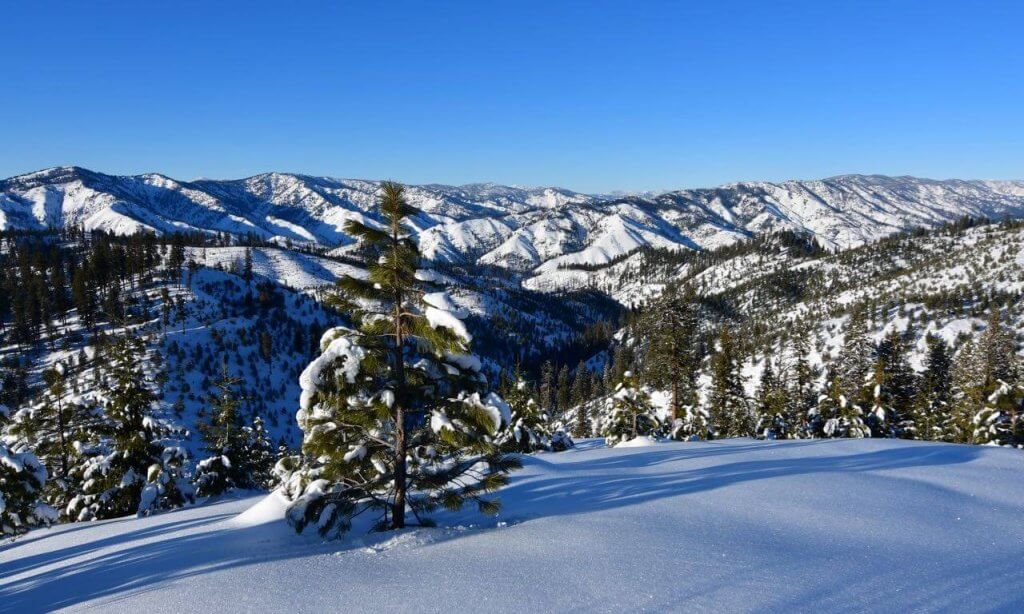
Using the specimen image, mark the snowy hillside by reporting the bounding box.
[3,438,1023,612]
[4,168,1024,295]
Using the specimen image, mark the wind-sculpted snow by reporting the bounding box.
[2,438,1023,612]
[4,168,1024,294]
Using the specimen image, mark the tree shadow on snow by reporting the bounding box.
[0,441,990,611]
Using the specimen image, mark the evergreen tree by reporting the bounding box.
[556,364,571,413]
[279,182,519,537]
[539,360,556,412]
[5,364,101,516]
[570,361,590,409]
[194,367,260,497]
[839,307,874,405]
[242,416,279,489]
[971,380,1024,447]
[599,371,661,446]
[787,326,819,438]
[641,285,699,429]
[709,326,750,437]
[500,370,572,452]
[0,442,58,536]
[754,358,792,439]
[910,334,952,440]
[68,336,193,520]
[866,330,917,438]
[812,375,870,439]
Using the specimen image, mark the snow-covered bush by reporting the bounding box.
[1,442,58,536]
[599,373,662,447]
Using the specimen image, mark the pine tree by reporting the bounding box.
[813,375,870,438]
[754,358,792,439]
[641,285,699,431]
[839,307,874,405]
[599,371,661,446]
[866,330,917,438]
[243,248,254,285]
[242,416,278,489]
[971,380,1024,447]
[787,326,819,438]
[556,364,571,414]
[539,360,556,413]
[709,326,750,438]
[910,334,951,440]
[948,340,986,443]
[194,367,257,497]
[570,361,590,409]
[5,364,101,516]
[500,370,572,453]
[68,336,193,520]
[0,442,58,536]
[279,181,519,537]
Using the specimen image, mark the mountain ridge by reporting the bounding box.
[4,167,1024,295]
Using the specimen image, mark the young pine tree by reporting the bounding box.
[5,364,101,517]
[68,336,194,520]
[279,182,520,537]
[909,334,952,441]
[813,375,870,439]
[709,326,751,438]
[599,371,661,446]
[754,358,792,439]
[500,370,572,453]
[194,367,260,497]
[0,442,58,536]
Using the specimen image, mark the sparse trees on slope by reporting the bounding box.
[279,182,519,538]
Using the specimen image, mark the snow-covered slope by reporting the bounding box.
[5,168,1024,293]
[3,438,1023,612]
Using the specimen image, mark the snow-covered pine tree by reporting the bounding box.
[709,325,751,438]
[0,441,58,536]
[755,358,792,439]
[500,370,572,453]
[947,339,987,443]
[866,329,917,438]
[242,415,278,489]
[641,285,700,437]
[67,336,194,520]
[786,326,819,439]
[813,375,870,439]
[5,363,102,516]
[909,334,952,441]
[971,380,1024,447]
[194,366,261,497]
[280,181,520,537]
[599,371,661,446]
[838,307,875,405]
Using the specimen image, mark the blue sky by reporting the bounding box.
[2,1,1022,192]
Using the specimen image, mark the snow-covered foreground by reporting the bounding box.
[3,439,1023,613]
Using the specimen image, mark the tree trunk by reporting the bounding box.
[391,221,408,530]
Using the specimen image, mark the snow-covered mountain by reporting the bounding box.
[4,167,1024,294]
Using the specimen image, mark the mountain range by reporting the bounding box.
[3,167,1024,293]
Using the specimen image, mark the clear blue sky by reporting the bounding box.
[2,1,1022,192]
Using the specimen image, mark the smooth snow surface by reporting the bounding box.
[3,439,1024,613]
